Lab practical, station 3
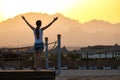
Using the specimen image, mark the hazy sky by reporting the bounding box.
[0,0,120,23]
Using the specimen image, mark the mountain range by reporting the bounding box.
[0,12,120,47]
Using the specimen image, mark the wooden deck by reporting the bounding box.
[0,70,55,80]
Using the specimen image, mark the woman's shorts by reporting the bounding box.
[34,42,44,51]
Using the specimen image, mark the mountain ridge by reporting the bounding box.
[0,12,120,47]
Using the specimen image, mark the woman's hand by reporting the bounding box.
[21,16,25,20]
[53,17,58,21]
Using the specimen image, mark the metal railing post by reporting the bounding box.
[57,34,61,75]
[45,37,49,69]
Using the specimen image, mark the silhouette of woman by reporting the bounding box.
[21,16,58,70]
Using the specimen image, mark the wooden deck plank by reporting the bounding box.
[0,70,56,80]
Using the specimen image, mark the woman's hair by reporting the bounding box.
[36,20,41,39]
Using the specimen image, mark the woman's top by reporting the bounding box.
[33,28,43,43]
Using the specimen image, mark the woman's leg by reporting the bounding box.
[34,50,43,70]
[34,50,38,70]
[36,50,42,70]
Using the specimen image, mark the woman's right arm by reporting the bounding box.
[21,16,34,30]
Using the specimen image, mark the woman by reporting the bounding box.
[21,16,58,70]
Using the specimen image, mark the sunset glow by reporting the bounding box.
[0,0,77,21]
[0,0,120,23]
[0,0,120,47]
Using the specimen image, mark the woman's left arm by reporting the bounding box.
[42,17,58,31]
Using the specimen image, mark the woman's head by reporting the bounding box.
[36,20,41,27]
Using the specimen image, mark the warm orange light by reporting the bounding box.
[0,0,120,23]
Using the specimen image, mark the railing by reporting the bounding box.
[45,34,61,75]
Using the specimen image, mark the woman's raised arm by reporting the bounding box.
[21,16,34,30]
[42,17,58,31]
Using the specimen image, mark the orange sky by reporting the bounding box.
[0,0,120,23]
[0,0,120,47]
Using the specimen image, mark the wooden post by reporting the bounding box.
[45,37,49,69]
[45,34,61,75]
[57,34,61,75]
